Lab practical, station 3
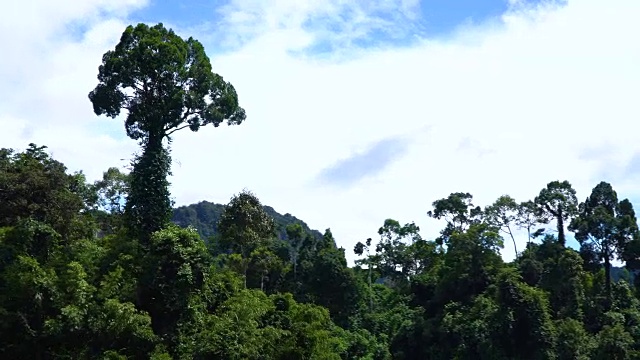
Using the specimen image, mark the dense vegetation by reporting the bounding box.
[2,22,640,359]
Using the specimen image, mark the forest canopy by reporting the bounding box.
[2,22,640,360]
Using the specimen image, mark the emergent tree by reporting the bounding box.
[88,23,246,242]
[569,181,639,301]
[535,180,578,246]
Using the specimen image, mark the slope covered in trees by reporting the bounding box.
[4,22,640,359]
[172,201,323,242]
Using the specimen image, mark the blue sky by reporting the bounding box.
[132,0,218,30]
[133,0,549,54]
[137,0,543,34]
[1,0,639,264]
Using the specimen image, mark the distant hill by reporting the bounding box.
[172,200,323,242]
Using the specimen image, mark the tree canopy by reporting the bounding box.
[88,23,245,145]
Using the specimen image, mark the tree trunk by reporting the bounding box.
[260,273,265,292]
[243,269,247,289]
[604,249,612,307]
[242,247,248,289]
[557,208,565,246]
[125,132,172,246]
[508,227,518,257]
[368,257,373,311]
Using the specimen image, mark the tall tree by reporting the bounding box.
[285,223,306,282]
[569,181,639,302]
[0,144,89,241]
[92,167,129,215]
[91,167,130,236]
[376,219,410,280]
[248,245,283,292]
[534,180,578,246]
[427,192,483,245]
[88,23,246,242]
[140,226,211,351]
[354,237,374,311]
[515,200,548,245]
[484,195,519,257]
[217,190,275,288]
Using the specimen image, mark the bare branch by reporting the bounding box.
[166,124,191,136]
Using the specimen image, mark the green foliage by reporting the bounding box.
[0,144,90,240]
[172,200,323,242]
[89,23,245,142]
[436,223,503,305]
[297,239,366,328]
[555,318,594,359]
[217,190,276,287]
[570,181,639,303]
[91,167,130,236]
[516,200,547,243]
[534,180,578,246]
[125,140,174,243]
[218,190,276,256]
[440,294,501,359]
[539,249,586,319]
[492,268,557,359]
[92,167,129,214]
[139,225,212,350]
[191,290,348,359]
[172,201,226,239]
[594,323,637,359]
[427,192,483,245]
[485,195,520,255]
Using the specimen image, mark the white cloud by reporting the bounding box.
[2,0,640,265]
[0,0,145,179]
[211,0,423,54]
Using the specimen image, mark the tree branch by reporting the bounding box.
[180,107,196,122]
[17,312,36,337]
[166,124,191,136]
[543,203,557,217]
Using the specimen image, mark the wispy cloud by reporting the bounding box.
[0,0,145,179]
[622,153,640,180]
[457,137,495,158]
[208,0,425,55]
[316,135,411,188]
[576,142,640,193]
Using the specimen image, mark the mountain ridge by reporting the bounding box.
[172,200,324,242]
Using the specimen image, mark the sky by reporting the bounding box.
[1,0,639,265]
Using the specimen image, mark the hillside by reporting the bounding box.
[172,200,324,242]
